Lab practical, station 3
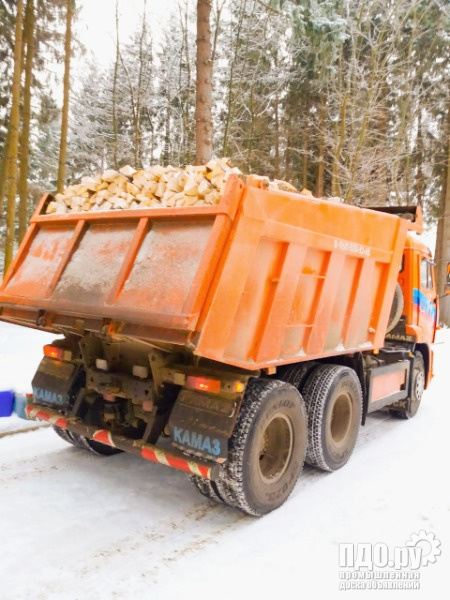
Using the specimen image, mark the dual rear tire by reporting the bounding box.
[53,426,121,456]
[191,379,308,516]
[300,365,362,472]
[191,367,362,515]
[191,364,362,516]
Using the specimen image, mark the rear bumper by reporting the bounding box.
[26,404,219,480]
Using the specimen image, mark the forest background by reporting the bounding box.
[0,0,448,319]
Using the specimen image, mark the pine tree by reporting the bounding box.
[156,7,196,166]
[69,63,116,176]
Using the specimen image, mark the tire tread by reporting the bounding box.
[302,365,362,472]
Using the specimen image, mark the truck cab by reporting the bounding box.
[400,235,438,344]
[387,234,438,388]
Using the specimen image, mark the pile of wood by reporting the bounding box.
[45,159,299,215]
[46,158,241,214]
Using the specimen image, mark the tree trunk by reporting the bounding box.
[179,3,193,163]
[302,128,309,189]
[112,0,119,169]
[57,0,73,193]
[4,0,25,273]
[316,96,326,197]
[0,127,11,225]
[134,0,147,168]
[414,109,425,207]
[274,94,280,175]
[316,149,324,197]
[18,0,35,243]
[195,0,213,165]
[435,112,450,325]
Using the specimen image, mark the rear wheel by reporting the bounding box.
[53,426,77,446]
[390,352,425,419]
[52,426,121,456]
[302,365,362,472]
[277,362,319,392]
[189,476,225,504]
[201,379,308,516]
[77,435,122,456]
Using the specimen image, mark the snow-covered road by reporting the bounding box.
[0,322,448,600]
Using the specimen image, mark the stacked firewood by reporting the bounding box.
[45,159,299,215]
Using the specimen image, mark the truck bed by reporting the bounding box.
[0,176,414,370]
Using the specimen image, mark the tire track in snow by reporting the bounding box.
[0,410,409,599]
[0,423,48,439]
[0,410,396,488]
[0,444,89,485]
[31,499,248,598]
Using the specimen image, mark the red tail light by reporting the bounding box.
[43,345,71,361]
[185,376,221,393]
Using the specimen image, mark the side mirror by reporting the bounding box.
[446,263,450,295]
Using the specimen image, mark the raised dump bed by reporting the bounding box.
[0,170,434,517]
[0,175,413,370]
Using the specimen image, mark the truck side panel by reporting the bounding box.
[195,185,408,368]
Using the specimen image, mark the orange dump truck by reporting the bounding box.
[0,175,438,515]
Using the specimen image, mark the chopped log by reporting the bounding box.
[182,196,198,207]
[273,179,298,193]
[166,177,181,192]
[172,191,185,203]
[119,165,137,177]
[211,175,225,189]
[198,178,212,196]
[101,169,121,183]
[144,181,158,195]
[184,177,199,196]
[204,190,221,204]
[81,176,101,191]
[155,181,166,198]
[126,182,140,195]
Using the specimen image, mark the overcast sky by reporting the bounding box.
[75,0,182,68]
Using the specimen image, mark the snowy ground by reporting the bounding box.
[0,321,448,600]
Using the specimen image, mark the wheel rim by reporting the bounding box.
[257,414,294,485]
[330,392,353,446]
[409,369,425,416]
[414,370,425,404]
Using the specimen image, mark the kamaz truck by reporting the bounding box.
[0,174,437,515]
